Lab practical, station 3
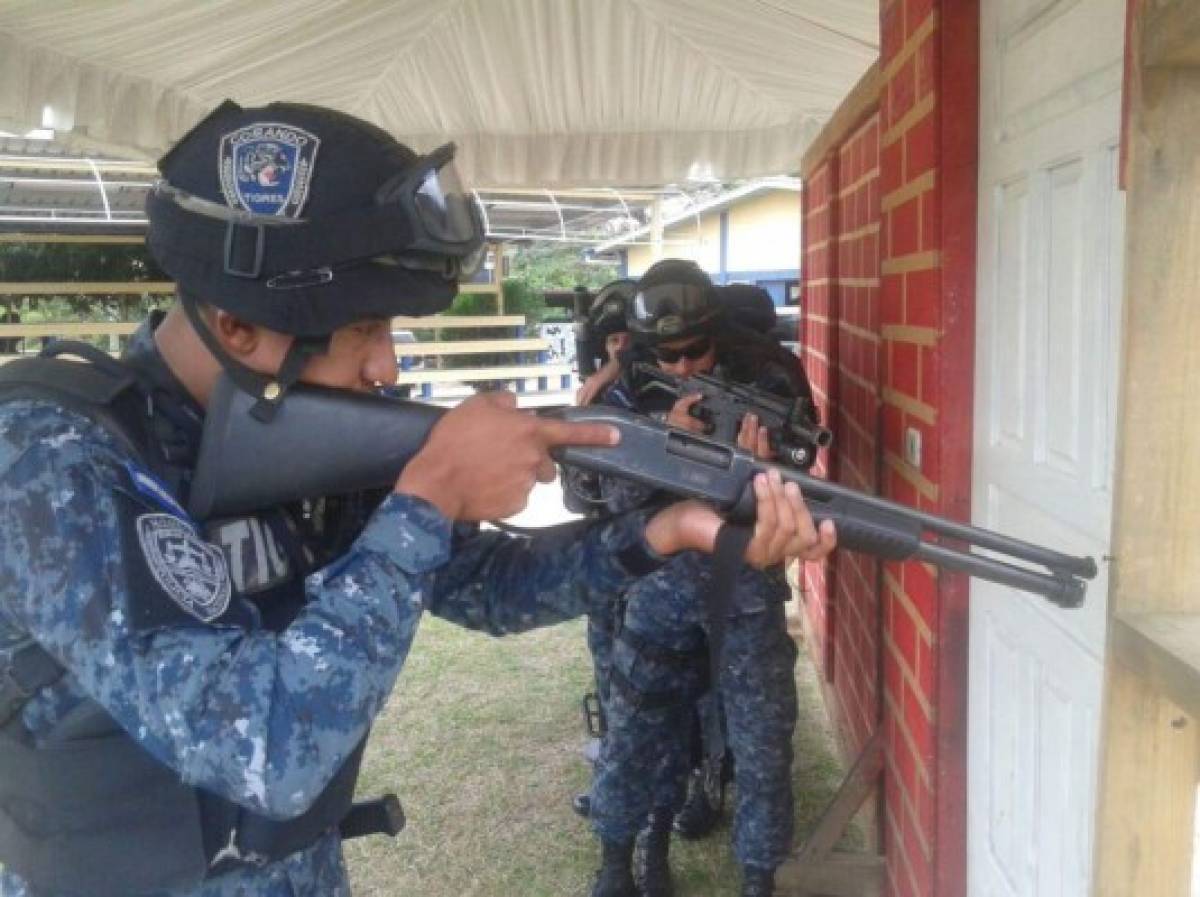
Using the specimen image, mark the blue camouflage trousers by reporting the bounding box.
[591,591,798,870]
[586,605,680,810]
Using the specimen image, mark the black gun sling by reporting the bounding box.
[0,349,401,895]
[701,523,756,697]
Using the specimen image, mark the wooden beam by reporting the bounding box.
[0,326,541,348]
[391,315,525,329]
[1143,0,1200,67]
[458,282,502,295]
[801,63,883,179]
[781,855,884,897]
[0,282,174,296]
[777,730,885,897]
[1109,613,1200,732]
[396,338,548,357]
[0,322,139,337]
[0,234,145,244]
[0,316,526,336]
[0,158,155,175]
[0,282,505,299]
[393,363,571,386]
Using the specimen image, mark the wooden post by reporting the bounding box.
[491,241,505,315]
[650,197,664,263]
[1094,2,1200,894]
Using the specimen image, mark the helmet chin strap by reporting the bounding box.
[180,292,330,422]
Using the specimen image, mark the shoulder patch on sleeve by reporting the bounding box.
[135,513,232,623]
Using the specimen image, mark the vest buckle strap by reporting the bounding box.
[0,642,64,727]
[338,795,405,841]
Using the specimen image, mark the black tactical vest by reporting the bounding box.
[0,344,396,897]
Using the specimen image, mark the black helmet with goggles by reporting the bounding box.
[588,279,636,340]
[629,259,720,344]
[575,279,635,377]
[146,100,485,338]
[145,100,487,417]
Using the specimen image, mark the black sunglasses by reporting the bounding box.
[654,337,713,364]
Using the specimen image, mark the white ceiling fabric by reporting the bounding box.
[0,0,877,188]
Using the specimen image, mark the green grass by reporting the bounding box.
[345,612,848,897]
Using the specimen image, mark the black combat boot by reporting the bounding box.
[590,838,637,897]
[740,865,775,897]
[672,769,722,839]
[633,809,674,897]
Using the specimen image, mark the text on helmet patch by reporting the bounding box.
[219,122,321,218]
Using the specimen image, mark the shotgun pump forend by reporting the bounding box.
[188,375,1098,608]
[632,362,832,469]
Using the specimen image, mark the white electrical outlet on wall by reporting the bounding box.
[904,426,922,469]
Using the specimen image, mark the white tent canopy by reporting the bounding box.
[0,0,876,189]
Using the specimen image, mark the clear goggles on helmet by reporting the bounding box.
[632,283,713,336]
[374,143,486,277]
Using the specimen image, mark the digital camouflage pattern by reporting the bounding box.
[0,370,659,896]
[589,563,798,870]
[588,366,800,872]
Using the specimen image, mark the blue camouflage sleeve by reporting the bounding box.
[426,512,666,635]
[0,402,450,821]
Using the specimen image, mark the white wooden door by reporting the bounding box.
[970,1,1126,894]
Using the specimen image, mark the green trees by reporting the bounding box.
[436,244,616,378]
[0,242,168,324]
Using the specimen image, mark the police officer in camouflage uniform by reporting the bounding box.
[568,280,734,837]
[589,260,832,897]
[564,279,638,820]
[573,280,635,409]
[0,104,834,897]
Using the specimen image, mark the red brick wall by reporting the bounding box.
[878,3,943,895]
[799,160,836,671]
[830,115,884,753]
[799,1,978,895]
[800,111,884,755]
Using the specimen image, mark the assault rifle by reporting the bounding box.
[188,375,1098,608]
[632,362,832,469]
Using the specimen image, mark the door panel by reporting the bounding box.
[970,1,1125,894]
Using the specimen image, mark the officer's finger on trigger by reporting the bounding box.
[536,418,620,448]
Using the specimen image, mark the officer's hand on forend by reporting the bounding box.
[736,412,775,461]
[395,391,618,521]
[741,468,837,567]
[666,393,707,433]
[643,468,837,566]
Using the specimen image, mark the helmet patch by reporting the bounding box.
[219,122,320,217]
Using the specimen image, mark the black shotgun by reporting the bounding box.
[188,375,1097,608]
